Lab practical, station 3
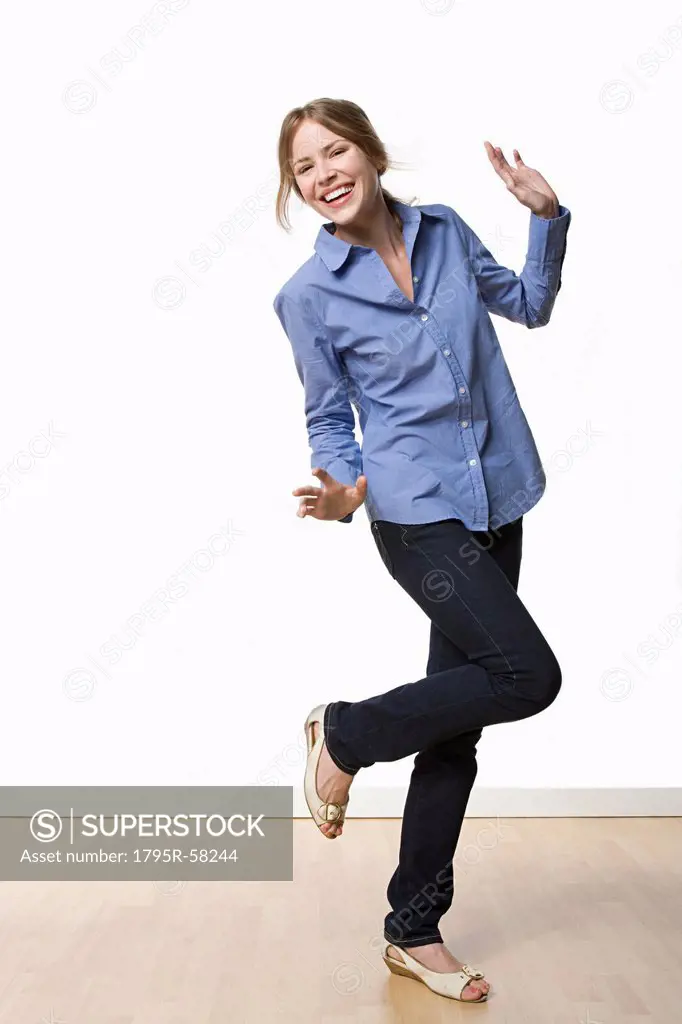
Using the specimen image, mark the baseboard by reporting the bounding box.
[294,787,682,817]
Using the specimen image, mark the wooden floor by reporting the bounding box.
[0,817,680,1022]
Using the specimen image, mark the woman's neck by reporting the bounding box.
[332,196,404,257]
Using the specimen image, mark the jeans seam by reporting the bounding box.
[385,772,429,945]
[372,521,395,578]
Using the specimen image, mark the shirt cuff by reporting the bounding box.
[527,204,571,263]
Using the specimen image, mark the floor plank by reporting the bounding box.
[0,818,679,1022]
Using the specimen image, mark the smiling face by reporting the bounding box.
[290,118,381,225]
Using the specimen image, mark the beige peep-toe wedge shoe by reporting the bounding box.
[303,703,349,838]
[383,944,490,1002]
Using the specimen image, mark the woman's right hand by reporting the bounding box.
[292,468,368,521]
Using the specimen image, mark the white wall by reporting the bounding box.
[3,0,681,797]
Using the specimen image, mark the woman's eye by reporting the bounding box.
[297,147,345,173]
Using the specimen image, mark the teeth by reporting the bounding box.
[323,184,353,202]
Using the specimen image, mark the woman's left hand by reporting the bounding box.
[484,141,559,219]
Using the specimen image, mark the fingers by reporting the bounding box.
[484,140,515,189]
[293,469,332,518]
[292,466,336,497]
[293,470,327,517]
[496,146,515,174]
[485,139,520,169]
[484,141,507,168]
[353,474,368,497]
[292,485,322,497]
[483,140,498,167]
[295,469,366,519]
[297,494,320,518]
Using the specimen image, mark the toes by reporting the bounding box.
[319,820,343,837]
[462,985,483,1000]
[463,981,488,1000]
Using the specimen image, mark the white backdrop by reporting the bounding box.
[3,0,681,799]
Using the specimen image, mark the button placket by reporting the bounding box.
[414,308,488,526]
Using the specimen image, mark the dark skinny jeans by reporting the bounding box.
[322,515,562,948]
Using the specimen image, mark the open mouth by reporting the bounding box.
[322,184,355,207]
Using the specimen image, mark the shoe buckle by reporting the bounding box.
[461,964,484,979]
[319,803,341,821]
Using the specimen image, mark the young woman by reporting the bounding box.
[272,97,571,1004]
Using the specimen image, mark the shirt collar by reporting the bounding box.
[313,199,445,273]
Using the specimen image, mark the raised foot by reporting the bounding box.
[387,943,490,1001]
[309,721,354,838]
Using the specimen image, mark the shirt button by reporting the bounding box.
[443,348,450,356]
[459,386,466,394]
[461,420,468,427]
[413,275,419,282]
[469,459,477,466]
[420,313,428,321]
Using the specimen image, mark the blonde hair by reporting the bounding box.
[275,97,417,232]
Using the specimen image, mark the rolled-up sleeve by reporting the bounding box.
[273,290,363,523]
[451,204,571,329]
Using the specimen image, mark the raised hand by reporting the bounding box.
[484,141,559,219]
[292,468,368,521]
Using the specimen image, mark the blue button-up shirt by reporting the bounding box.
[273,198,571,529]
